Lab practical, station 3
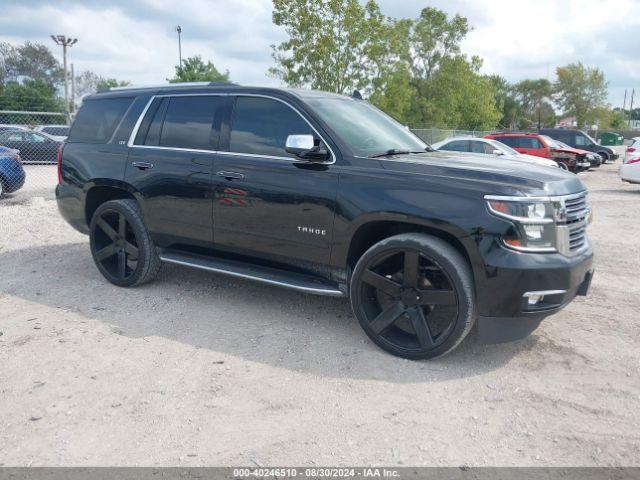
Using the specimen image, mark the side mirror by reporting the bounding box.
[492,149,504,156]
[285,134,330,162]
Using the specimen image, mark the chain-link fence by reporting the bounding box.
[0,110,68,201]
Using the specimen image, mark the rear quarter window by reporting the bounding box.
[68,97,133,143]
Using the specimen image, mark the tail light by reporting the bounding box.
[10,154,22,164]
[626,147,635,153]
[627,157,640,165]
[57,143,64,184]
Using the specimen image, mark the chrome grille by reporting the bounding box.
[564,193,589,224]
[558,192,589,255]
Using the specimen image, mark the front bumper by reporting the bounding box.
[475,243,594,343]
[577,161,591,171]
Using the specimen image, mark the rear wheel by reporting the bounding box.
[598,152,609,163]
[89,199,161,287]
[350,233,476,360]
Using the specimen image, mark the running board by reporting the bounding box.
[159,250,345,297]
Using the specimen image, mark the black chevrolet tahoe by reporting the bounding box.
[56,83,594,360]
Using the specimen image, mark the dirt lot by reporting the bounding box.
[1,158,639,466]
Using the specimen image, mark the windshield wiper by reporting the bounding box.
[369,148,432,158]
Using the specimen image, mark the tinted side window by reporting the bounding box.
[230,97,312,158]
[517,137,541,149]
[555,131,573,144]
[575,134,589,146]
[494,136,515,147]
[159,96,223,150]
[68,97,133,143]
[442,140,469,152]
[470,141,494,154]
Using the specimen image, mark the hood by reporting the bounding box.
[376,150,586,197]
[512,153,559,167]
[551,146,583,155]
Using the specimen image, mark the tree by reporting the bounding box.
[75,72,131,97]
[514,79,553,128]
[0,78,64,112]
[554,63,608,128]
[408,7,469,81]
[485,75,522,129]
[269,0,388,93]
[168,55,229,83]
[418,57,500,129]
[0,41,63,87]
[96,78,132,90]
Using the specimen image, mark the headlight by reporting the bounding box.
[486,196,562,252]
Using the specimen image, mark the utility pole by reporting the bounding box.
[175,25,183,69]
[51,35,78,118]
[70,63,75,115]
[630,89,636,129]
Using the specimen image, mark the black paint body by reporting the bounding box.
[56,85,594,340]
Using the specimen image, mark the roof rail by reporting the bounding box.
[100,81,234,92]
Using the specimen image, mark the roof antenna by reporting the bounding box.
[352,90,363,100]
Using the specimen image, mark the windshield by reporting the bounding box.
[487,139,519,155]
[305,97,427,157]
[583,132,598,144]
[542,135,560,148]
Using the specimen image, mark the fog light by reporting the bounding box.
[527,294,544,306]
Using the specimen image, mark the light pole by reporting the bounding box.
[175,25,183,69]
[51,35,78,117]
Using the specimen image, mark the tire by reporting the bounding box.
[350,233,476,360]
[598,152,609,163]
[558,162,568,171]
[89,199,161,287]
[0,178,4,198]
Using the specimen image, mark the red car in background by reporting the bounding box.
[484,132,591,172]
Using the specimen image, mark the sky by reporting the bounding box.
[0,0,639,108]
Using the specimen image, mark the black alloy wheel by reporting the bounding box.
[351,233,475,359]
[92,209,139,283]
[89,199,161,287]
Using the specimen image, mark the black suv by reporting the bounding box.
[56,83,594,359]
[539,128,618,162]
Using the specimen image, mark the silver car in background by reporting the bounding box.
[431,136,560,168]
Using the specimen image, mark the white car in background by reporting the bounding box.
[625,137,640,162]
[33,124,69,142]
[620,154,640,184]
[431,136,560,168]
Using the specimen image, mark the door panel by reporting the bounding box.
[126,147,215,248]
[212,95,339,267]
[213,154,338,265]
[125,94,227,248]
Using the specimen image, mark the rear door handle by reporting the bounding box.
[217,171,244,180]
[132,161,153,170]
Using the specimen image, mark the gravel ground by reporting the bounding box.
[0,156,639,467]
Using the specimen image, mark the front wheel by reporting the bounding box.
[350,233,476,360]
[89,199,161,287]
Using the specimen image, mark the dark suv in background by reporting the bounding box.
[540,128,618,163]
[56,83,594,360]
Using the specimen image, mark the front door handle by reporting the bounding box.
[217,171,244,180]
[132,161,154,170]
